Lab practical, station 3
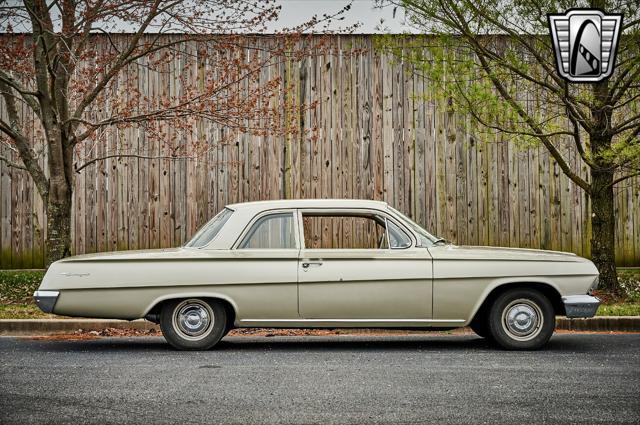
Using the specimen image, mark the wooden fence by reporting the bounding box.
[1,35,638,268]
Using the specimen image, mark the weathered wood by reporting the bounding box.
[498,137,510,247]
[424,76,438,236]
[444,108,457,242]
[1,35,638,267]
[372,44,384,203]
[539,148,551,250]
[148,47,160,250]
[0,134,11,267]
[320,43,331,247]
[331,38,342,247]
[518,148,530,248]
[507,142,520,247]
[466,122,478,247]
[381,52,394,208]
[475,120,488,246]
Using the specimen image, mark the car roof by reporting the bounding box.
[226,199,389,213]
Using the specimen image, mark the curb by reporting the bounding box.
[555,316,640,332]
[0,319,159,336]
[1,317,639,336]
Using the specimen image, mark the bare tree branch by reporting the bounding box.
[0,70,41,118]
[609,171,640,188]
[0,154,27,170]
[0,80,49,197]
[74,153,193,173]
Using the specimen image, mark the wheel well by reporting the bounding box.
[472,282,565,323]
[144,297,237,327]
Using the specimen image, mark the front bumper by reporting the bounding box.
[33,290,60,313]
[562,295,601,318]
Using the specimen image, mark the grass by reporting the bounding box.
[0,268,639,319]
[0,270,45,305]
[0,270,65,319]
[0,303,60,319]
[596,303,640,317]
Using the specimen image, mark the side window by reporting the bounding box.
[387,219,412,249]
[302,214,387,249]
[238,213,296,249]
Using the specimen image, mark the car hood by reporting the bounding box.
[427,244,588,262]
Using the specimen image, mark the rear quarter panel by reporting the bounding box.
[41,250,298,322]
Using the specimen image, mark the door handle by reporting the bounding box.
[301,261,323,270]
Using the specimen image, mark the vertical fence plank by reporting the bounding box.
[0,141,10,267]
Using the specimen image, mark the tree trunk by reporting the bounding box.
[45,159,73,266]
[45,190,72,266]
[588,62,619,293]
[590,168,618,292]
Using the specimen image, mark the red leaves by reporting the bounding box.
[0,1,357,174]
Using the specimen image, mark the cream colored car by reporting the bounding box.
[34,199,600,350]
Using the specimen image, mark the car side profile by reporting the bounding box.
[34,199,600,350]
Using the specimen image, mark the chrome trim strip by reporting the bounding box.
[33,290,60,314]
[240,318,465,323]
[562,294,601,318]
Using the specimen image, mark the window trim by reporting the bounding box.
[384,216,413,249]
[184,207,235,249]
[297,208,414,250]
[233,209,300,250]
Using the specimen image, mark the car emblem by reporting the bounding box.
[548,9,622,83]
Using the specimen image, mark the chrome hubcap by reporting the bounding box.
[172,300,214,341]
[502,299,543,341]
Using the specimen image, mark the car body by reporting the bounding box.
[34,199,600,350]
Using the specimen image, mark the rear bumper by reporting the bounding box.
[33,290,60,314]
[562,295,601,318]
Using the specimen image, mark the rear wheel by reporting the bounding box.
[160,298,227,350]
[487,289,555,350]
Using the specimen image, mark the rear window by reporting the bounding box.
[184,208,233,248]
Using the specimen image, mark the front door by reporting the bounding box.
[297,210,432,321]
[231,210,300,323]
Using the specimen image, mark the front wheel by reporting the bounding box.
[487,289,555,350]
[160,298,227,350]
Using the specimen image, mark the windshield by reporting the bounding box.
[388,206,438,247]
[184,208,234,248]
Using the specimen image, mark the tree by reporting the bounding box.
[0,0,350,265]
[377,0,639,291]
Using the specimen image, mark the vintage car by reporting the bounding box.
[34,199,600,350]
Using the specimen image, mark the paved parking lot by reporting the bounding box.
[1,333,639,424]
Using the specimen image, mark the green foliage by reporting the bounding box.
[376,0,640,174]
[596,303,640,316]
[375,34,562,150]
[0,270,45,304]
[618,269,640,303]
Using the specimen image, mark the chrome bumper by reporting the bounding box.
[562,295,601,318]
[33,290,60,313]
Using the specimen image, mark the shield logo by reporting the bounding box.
[548,9,623,83]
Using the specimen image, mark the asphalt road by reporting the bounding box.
[1,333,639,425]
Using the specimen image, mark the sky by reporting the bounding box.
[270,0,414,33]
[1,0,416,34]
